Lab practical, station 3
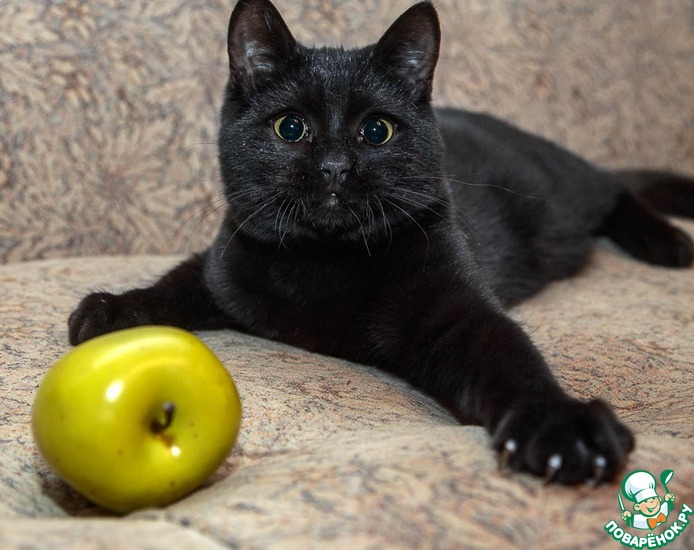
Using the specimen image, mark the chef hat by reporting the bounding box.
[622,470,657,503]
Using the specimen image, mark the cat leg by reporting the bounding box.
[599,190,693,267]
[616,169,694,218]
[383,282,634,484]
[68,252,233,345]
[465,322,633,484]
[599,171,694,267]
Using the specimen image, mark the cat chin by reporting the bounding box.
[292,213,369,242]
[227,209,374,247]
[282,192,369,236]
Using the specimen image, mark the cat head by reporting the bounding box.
[218,0,446,249]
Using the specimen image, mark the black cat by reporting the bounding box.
[69,0,694,484]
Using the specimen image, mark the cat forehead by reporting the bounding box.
[300,46,373,88]
[274,45,404,112]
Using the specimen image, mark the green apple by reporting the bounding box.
[32,326,242,514]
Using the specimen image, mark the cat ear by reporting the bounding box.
[227,0,296,93]
[371,2,440,102]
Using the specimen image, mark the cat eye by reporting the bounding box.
[360,118,394,146]
[273,114,308,142]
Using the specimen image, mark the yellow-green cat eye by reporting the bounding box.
[360,118,394,146]
[274,114,308,142]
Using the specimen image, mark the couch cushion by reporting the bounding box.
[1,222,692,546]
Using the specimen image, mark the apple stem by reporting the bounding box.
[151,401,175,433]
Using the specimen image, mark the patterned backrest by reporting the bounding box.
[1,0,692,262]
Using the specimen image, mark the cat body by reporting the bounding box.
[69,0,694,484]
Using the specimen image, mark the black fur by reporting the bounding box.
[69,0,694,484]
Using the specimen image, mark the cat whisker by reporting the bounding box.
[397,191,471,241]
[219,195,281,260]
[364,197,380,246]
[390,192,447,221]
[396,187,451,211]
[224,185,272,202]
[393,182,474,234]
[291,200,302,236]
[173,196,227,247]
[274,198,290,248]
[382,197,431,256]
[174,181,275,249]
[181,141,218,151]
[347,204,372,256]
[443,175,550,203]
[373,196,394,249]
[278,199,299,250]
[274,198,290,233]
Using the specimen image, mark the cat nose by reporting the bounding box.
[319,158,351,187]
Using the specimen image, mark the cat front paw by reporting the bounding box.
[492,398,634,485]
[68,291,150,345]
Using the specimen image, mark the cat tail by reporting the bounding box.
[598,169,694,267]
[614,169,694,218]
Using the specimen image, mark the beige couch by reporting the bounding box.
[1,1,692,548]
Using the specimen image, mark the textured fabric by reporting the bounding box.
[1,0,693,262]
[1,0,693,548]
[1,226,693,547]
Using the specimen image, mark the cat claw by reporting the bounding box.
[497,439,517,472]
[544,454,563,485]
[588,455,607,487]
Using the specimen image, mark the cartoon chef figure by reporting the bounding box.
[621,470,676,530]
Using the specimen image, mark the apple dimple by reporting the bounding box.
[148,402,183,454]
[150,402,176,434]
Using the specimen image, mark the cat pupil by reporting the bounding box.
[361,118,393,146]
[274,114,307,142]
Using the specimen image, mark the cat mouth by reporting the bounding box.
[299,191,366,235]
[309,194,351,226]
[264,189,381,242]
[326,192,339,208]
